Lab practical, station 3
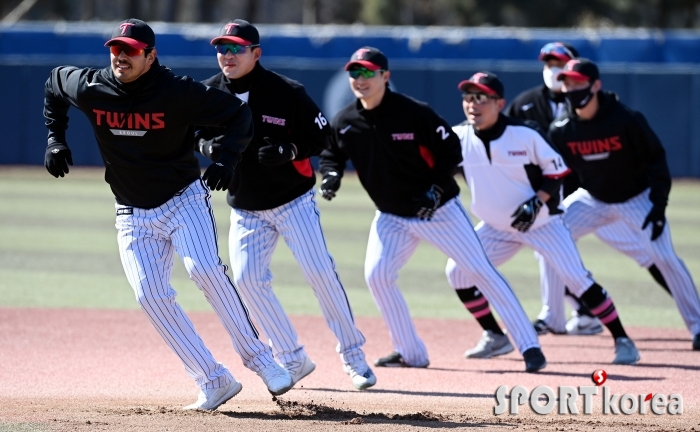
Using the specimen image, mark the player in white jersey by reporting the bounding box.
[195,20,375,390]
[445,72,640,364]
[42,18,292,411]
[319,47,547,373]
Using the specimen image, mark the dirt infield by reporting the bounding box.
[0,308,698,431]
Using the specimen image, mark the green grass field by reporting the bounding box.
[1,166,698,328]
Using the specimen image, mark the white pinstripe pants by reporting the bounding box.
[543,188,700,335]
[364,197,540,365]
[229,188,367,367]
[116,179,274,390]
[446,217,595,333]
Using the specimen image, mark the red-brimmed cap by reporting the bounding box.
[556,58,599,82]
[345,47,389,71]
[211,19,259,46]
[457,71,504,98]
[104,18,155,50]
[538,42,577,62]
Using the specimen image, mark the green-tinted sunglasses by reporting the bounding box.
[215,43,259,55]
[348,68,383,79]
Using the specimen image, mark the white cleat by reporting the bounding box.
[183,379,243,411]
[464,330,514,359]
[343,363,377,390]
[613,337,640,365]
[257,362,293,396]
[284,356,316,386]
[566,312,604,335]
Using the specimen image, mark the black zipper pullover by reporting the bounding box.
[43,59,253,209]
[505,84,566,131]
[197,62,333,211]
[320,88,462,217]
[548,91,671,207]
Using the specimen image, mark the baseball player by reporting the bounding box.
[42,18,293,411]
[319,47,547,373]
[446,72,640,365]
[194,20,375,390]
[507,42,672,336]
[547,58,700,352]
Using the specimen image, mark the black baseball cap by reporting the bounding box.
[211,20,260,46]
[458,71,504,98]
[538,42,578,62]
[104,18,155,50]
[556,58,599,82]
[345,47,389,71]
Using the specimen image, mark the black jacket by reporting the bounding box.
[548,91,671,207]
[320,88,462,217]
[44,59,252,209]
[197,62,332,210]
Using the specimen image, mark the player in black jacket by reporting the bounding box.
[548,58,700,352]
[320,47,547,373]
[195,20,376,390]
[508,43,673,337]
[43,18,293,410]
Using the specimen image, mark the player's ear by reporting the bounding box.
[497,98,506,111]
[592,79,602,92]
[382,70,391,84]
[253,46,262,61]
[146,48,157,65]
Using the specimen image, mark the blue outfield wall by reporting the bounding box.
[2,23,700,177]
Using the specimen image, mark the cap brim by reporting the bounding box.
[104,37,148,49]
[210,36,253,46]
[345,61,382,71]
[457,80,498,96]
[539,52,572,62]
[556,71,590,81]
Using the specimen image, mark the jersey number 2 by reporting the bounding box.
[436,126,449,140]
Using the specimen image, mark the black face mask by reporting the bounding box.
[564,86,594,109]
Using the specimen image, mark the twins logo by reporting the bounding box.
[354,48,371,59]
[93,109,165,136]
[566,136,622,161]
[392,133,414,141]
[470,72,489,83]
[224,23,239,34]
[508,150,527,157]
[119,23,135,35]
[262,115,286,126]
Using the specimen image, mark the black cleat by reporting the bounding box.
[532,319,566,336]
[693,334,700,351]
[373,351,429,368]
[523,347,547,373]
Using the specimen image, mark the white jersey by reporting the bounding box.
[453,117,570,232]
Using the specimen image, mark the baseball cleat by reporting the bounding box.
[693,334,700,351]
[183,379,243,410]
[522,347,547,373]
[464,330,514,359]
[613,337,640,365]
[283,356,316,386]
[532,319,566,336]
[373,351,429,368]
[343,363,377,390]
[257,362,293,396]
[566,312,604,335]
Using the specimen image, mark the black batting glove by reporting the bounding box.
[642,205,666,241]
[45,143,73,178]
[511,196,544,232]
[197,136,222,161]
[202,162,234,191]
[258,137,297,166]
[320,171,341,201]
[415,185,444,221]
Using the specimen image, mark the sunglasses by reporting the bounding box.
[348,68,383,79]
[540,43,574,59]
[462,93,498,104]
[215,43,260,55]
[109,44,147,57]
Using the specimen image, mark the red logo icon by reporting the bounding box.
[224,23,239,34]
[119,23,135,35]
[354,48,370,59]
[645,393,653,402]
[591,369,607,386]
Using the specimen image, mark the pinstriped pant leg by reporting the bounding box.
[364,211,426,366]
[116,203,234,390]
[171,181,273,373]
[595,222,654,268]
[616,192,700,335]
[445,222,522,289]
[228,206,305,365]
[525,217,595,333]
[277,190,367,366]
[415,198,540,354]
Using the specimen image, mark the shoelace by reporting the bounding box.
[262,364,287,380]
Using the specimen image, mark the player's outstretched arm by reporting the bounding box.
[43,67,82,178]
